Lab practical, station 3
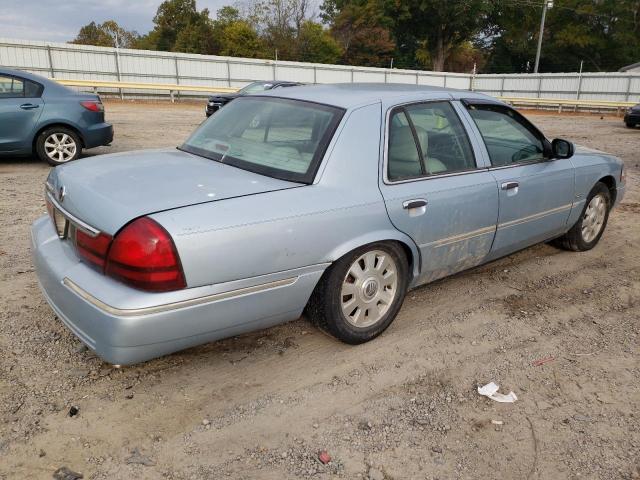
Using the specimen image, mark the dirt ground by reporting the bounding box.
[0,102,638,480]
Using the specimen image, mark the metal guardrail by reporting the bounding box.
[53,78,238,102]
[498,96,635,113]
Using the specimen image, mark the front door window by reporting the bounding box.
[466,104,545,166]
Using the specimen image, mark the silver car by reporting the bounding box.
[32,84,626,365]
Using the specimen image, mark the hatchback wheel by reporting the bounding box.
[552,182,611,251]
[306,242,408,344]
[36,127,81,166]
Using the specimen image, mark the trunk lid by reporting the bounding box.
[48,148,300,234]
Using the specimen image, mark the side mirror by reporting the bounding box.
[552,138,575,159]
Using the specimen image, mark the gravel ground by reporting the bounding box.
[0,101,638,480]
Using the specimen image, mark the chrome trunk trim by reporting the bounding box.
[46,191,101,237]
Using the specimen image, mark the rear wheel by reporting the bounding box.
[626,121,636,128]
[36,127,82,166]
[552,182,611,251]
[305,242,409,344]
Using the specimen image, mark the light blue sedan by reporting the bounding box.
[31,84,626,365]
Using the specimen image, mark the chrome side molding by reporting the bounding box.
[63,276,298,317]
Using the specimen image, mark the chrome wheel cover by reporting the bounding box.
[44,133,77,163]
[581,193,606,243]
[340,250,398,328]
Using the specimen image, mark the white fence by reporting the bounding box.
[1,38,639,103]
[474,73,640,103]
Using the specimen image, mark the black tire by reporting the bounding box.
[552,182,611,252]
[36,127,82,166]
[305,242,409,344]
[626,121,637,128]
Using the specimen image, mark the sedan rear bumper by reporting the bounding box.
[82,123,113,149]
[31,215,325,365]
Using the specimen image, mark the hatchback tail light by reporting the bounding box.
[105,217,186,292]
[80,101,104,112]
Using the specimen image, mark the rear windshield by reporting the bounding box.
[181,97,344,183]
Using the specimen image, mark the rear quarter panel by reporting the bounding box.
[152,102,420,289]
[37,93,108,146]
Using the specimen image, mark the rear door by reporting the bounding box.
[0,74,44,152]
[462,101,575,260]
[379,100,499,285]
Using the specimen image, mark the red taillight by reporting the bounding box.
[105,217,186,292]
[75,229,112,270]
[80,101,104,112]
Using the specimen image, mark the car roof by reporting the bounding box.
[258,82,497,109]
[249,80,300,86]
[0,67,52,84]
[0,67,74,95]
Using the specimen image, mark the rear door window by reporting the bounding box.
[387,101,477,181]
[0,76,24,98]
[0,75,42,99]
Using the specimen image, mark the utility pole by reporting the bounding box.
[534,0,553,73]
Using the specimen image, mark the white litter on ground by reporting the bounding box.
[477,382,518,403]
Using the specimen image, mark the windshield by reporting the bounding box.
[239,82,273,94]
[181,97,344,183]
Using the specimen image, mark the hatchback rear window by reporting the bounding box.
[181,97,344,183]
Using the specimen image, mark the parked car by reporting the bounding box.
[0,68,113,166]
[624,103,640,128]
[32,84,626,365]
[205,80,302,116]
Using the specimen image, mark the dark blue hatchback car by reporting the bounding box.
[0,68,113,165]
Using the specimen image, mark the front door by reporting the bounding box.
[0,74,44,152]
[379,100,499,285]
[463,102,575,260]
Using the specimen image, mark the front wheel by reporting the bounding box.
[552,182,611,251]
[626,121,636,129]
[36,127,82,166]
[305,242,409,344]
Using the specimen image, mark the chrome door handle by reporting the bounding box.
[20,103,39,110]
[402,199,427,209]
[501,181,519,190]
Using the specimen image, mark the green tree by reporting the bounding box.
[246,0,313,60]
[296,21,343,63]
[215,5,243,26]
[483,0,640,73]
[138,0,214,53]
[390,0,493,71]
[173,10,216,53]
[219,21,268,58]
[70,20,139,48]
[321,0,395,67]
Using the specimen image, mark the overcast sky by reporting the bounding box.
[0,0,231,43]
